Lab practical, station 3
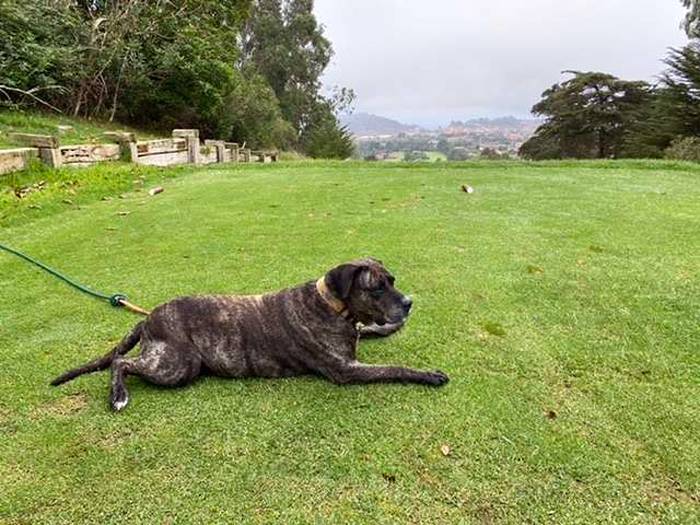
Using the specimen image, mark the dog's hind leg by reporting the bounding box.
[109,341,201,411]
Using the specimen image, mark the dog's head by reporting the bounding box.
[324,258,412,325]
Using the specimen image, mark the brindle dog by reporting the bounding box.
[51,258,449,411]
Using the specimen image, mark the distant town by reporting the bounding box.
[341,112,540,161]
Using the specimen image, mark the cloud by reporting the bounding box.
[315,0,688,126]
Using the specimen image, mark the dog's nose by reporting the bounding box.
[401,295,413,312]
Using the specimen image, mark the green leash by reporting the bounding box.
[0,242,151,315]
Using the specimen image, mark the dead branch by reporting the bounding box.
[0,85,64,113]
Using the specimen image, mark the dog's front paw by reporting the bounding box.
[425,369,449,387]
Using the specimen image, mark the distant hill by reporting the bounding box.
[341,112,422,137]
[445,117,540,130]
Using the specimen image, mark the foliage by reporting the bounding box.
[0,0,348,152]
[301,115,354,159]
[242,0,331,132]
[447,147,471,161]
[0,1,81,111]
[403,150,429,162]
[682,0,700,37]
[664,135,700,161]
[479,147,508,160]
[222,69,295,149]
[520,72,653,160]
[621,42,700,159]
[660,42,700,138]
[242,0,355,156]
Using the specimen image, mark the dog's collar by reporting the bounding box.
[316,278,350,318]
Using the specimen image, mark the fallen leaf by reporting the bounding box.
[440,444,452,456]
[148,186,164,196]
[483,321,506,337]
[117,211,130,216]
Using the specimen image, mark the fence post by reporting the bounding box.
[225,142,239,163]
[104,132,137,162]
[241,148,251,163]
[8,133,62,168]
[39,147,62,168]
[172,129,200,165]
[204,140,226,163]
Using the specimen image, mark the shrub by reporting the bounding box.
[664,136,700,162]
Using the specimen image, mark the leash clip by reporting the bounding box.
[109,294,128,307]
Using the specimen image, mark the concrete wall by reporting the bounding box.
[60,143,121,166]
[135,138,189,166]
[0,129,278,177]
[0,148,39,175]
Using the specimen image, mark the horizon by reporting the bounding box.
[343,111,542,131]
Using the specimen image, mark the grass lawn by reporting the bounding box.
[0,110,157,149]
[1,160,699,523]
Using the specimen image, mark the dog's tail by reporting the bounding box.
[50,321,145,386]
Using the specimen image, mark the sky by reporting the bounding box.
[314,0,689,127]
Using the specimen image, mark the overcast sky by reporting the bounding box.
[314,0,689,127]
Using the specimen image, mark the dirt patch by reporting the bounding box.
[384,194,425,210]
[644,475,700,507]
[93,428,137,450]
[32,393,88,419]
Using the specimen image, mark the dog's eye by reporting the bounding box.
[370,288,385,298]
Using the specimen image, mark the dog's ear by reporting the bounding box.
[325,263,363,300]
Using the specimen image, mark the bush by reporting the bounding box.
[447,147,471,161]
[664,136,700,162]
[302,117,355,159]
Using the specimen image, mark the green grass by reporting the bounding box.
[425,151,447,162]
[1,160,699,523]
[0,110,157,149]
[0,161,193,229]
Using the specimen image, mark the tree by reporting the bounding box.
[0,1,82,111]
[242,0,354,157]
[242,0,331,134]
[0,0,352,152]
[660,42,700,137]
[682,0,700,38]
[519,71,653,160]
[623,42,700,158]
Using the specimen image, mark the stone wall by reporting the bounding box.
[0,129,279,177]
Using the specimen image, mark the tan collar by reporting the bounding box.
[316,277,348,316]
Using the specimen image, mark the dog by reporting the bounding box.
[51,258,449,411]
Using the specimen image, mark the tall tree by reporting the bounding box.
[241,0,354,157]
[661,42,700,136]
[242,0,331,133]
[682,0,700,38]
[623,41,700,157]
[519,71,652,160]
